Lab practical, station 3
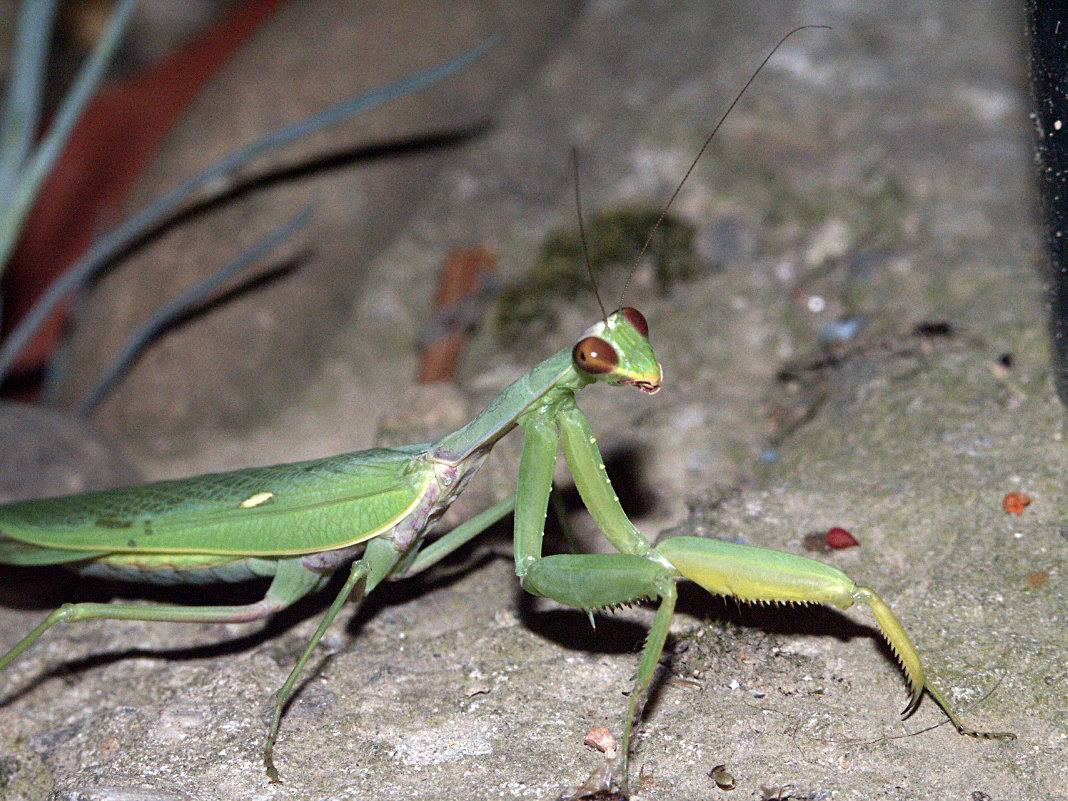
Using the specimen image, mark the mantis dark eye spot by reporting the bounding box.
[617,307,649,338]
[572,336,618,375]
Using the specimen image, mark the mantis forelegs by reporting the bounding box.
[512,398,1013,787]
[657,536,1017,740]
[513,402,686,777]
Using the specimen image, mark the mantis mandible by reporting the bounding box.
[0,27,1014,788]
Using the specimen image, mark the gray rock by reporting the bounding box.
[0,404,138,502]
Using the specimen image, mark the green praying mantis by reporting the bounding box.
[0,28,1014,790]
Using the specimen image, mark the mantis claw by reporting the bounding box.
[901,685,924,719]
[853,585,1013,740]
[854,587,926,717]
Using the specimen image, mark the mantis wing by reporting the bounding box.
[0,445,432,560]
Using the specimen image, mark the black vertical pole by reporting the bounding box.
[1029,2,1068,405]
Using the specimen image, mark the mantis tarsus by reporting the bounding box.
[0,27,1014,790]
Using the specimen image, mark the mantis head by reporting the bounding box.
[572,307,662,394]
[568,28,835,403]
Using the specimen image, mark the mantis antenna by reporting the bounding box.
[571,146,608,321]
[616,23,832,307]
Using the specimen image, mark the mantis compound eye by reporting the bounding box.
[617,307,649,338]
[572,336,619,375]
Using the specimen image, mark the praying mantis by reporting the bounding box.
[0,28,1015,792]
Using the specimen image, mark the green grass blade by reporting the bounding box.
[0,37,496,382]
[77,203,314,413]
[0,0,139,276]
[0,0,61,199]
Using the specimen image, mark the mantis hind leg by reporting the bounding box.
[0,556,325,674]
[0,556,333,782]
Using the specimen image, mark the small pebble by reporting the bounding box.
[583,726,617,757]
[709,764,736,790]
[826,526,859,549]
[1003,492,1031,515]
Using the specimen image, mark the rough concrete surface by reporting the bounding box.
[1,1,1064,800]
